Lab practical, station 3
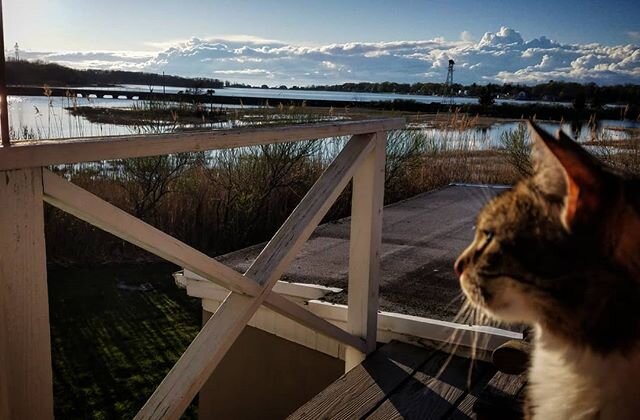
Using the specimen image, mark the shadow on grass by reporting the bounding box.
[48,263,201,419]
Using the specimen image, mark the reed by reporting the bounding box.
[11,104,535,265]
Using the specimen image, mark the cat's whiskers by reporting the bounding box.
[467,307,480,389]
[442,293,465,313]
[435,302,475,381]
[450,300,472,325]
[437,301,471,354]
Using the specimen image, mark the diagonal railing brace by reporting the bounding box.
[134,133,377,419]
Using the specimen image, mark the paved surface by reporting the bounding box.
[217,184,508,320]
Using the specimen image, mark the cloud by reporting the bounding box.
[19,27,640,86]
[477,27,524,47]
[212,68,275,79]
[460,31,474,43]
[18,49,153,71]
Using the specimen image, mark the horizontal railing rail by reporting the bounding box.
[0,118,404,170]
[0,118,403,420]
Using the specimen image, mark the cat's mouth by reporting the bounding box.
[459,272,535,323]
[459,272,492,309]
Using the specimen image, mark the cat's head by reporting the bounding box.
[454,122,640,351]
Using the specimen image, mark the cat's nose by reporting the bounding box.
[454,255,467,277]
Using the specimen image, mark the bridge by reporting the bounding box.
[8,85,217,102]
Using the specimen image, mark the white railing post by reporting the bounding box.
[0,168,54,419]
[136,133,375,419]
[345,131,386,371]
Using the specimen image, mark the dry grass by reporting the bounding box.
[32,108,585,265]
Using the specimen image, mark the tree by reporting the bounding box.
[117,153,199,220]
[589,89,603,110]
[573,92,586,111]
[478,86,495,107]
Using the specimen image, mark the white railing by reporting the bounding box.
[0,118,404,419]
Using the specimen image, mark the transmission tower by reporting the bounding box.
[444,59,455,105]
[14,42,19,61]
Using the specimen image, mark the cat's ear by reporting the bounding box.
[529,122,567,198]
[529,121,605,230]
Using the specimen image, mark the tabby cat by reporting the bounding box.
[454,122,640,419]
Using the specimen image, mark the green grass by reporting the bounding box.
[48,263,201,419]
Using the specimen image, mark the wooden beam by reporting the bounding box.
[181,276,365,351]
[182,278,365,351]
[0,169,54,419]
[0,118,405,170]
[248,133,376,351]
[181,270,342,301]
[136,292,257,419]
[245,133,375,286]
[306,301,522,351]
[345,131,386,372]
[42,169,261,297]
[264,293,365,352]
[0,0,10,147]
[42,169,368,353]
[136,133,375,419]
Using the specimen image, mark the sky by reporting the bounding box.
[5,0,640,86]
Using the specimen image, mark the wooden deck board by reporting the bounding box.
[471,371,527,420]
[365,351,492,420]
[444,367,510,419]
[287,342,434,420]
[290,341,527,420]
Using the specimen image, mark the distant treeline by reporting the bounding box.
[6,60,224,89]
[7,60,640,107]
[363,99,638,121]
[294,81,640,106]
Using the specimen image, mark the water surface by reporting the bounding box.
[8,94,638,148]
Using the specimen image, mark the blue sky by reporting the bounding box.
[6,0,640,85]
[7,0,640,49]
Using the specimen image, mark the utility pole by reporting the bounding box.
[0,0,10,146]
[14,42,18,61]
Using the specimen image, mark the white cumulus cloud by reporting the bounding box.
[18,27,640,86]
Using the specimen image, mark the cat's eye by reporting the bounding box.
[477,229,494,251]
[482,230,495,241]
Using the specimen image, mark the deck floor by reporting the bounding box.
[288,341,526,420]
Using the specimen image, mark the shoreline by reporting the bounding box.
[63,103,634,131]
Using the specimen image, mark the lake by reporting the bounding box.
[7,91,639,149]
[74,84,571,107]
[9,95,137,138]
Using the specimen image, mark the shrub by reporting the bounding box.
[500,123,532,178]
